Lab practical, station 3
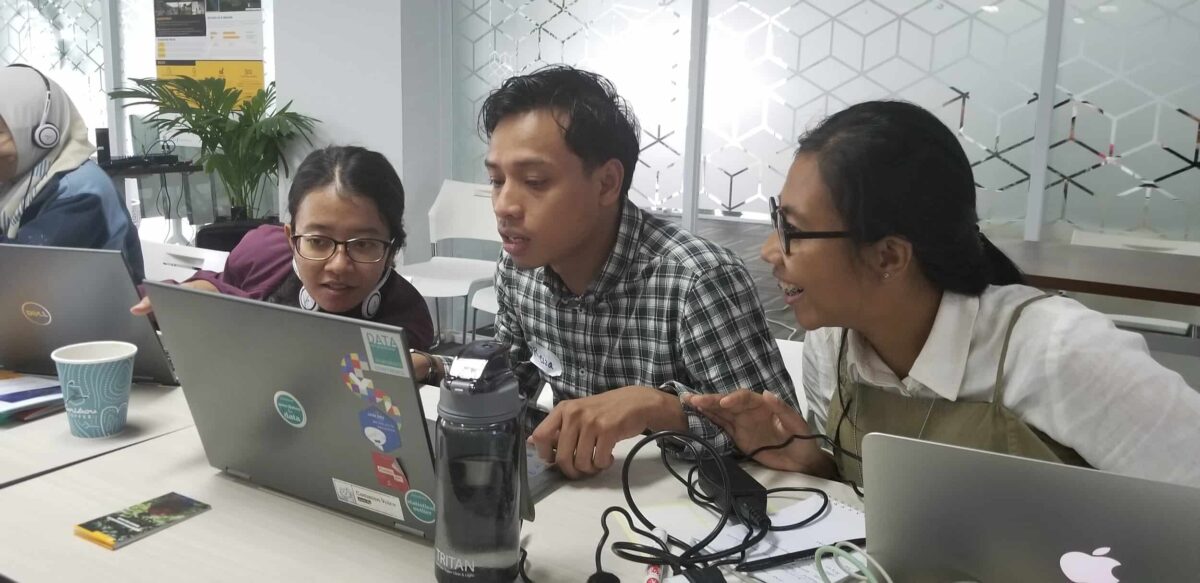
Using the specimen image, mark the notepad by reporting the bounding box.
[0,372,61,422]
[736,496,864,582]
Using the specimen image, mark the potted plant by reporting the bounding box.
[110,76,318,223]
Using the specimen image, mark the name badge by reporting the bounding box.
[530,342,563,378]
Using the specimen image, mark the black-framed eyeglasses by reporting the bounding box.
[769,196,850,255]
[291,234,393,263]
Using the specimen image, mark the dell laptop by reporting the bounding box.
[0,244,176,385]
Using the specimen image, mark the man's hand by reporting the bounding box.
[528,386,685,480]
[685,389,827,474]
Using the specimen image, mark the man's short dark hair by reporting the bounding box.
[479,65,641,199]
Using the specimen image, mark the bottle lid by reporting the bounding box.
[438,340,522,424]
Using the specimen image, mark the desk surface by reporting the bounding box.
[996,240,1200,306]
[0,428,853,582]
[0,385,192,488]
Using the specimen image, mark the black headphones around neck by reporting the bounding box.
[5,64,60,150]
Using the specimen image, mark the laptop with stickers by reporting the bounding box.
[144,281,439,539]
[0,244,177,385]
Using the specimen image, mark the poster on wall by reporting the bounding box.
[154,0,264,104]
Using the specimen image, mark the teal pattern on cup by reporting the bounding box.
[51,341,138,438]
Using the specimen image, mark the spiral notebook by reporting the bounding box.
[712,496,865,581]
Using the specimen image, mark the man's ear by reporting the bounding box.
[595,158,624,207]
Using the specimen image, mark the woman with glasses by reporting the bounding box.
[132,146,434,351]
[686,100,1200,487]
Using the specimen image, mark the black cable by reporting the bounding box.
[737,433,863,463]
[157,171,171,220]
[622,432,733,565]
[735,433,867,498]
[709,523,759,568]
[763,486,829,531]
[588,428,872,582]
[595,506,678,574]
[591,432,731,577]
[594,431,842,578]
[518,546,534,583]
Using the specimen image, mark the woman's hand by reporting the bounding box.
[685,389,828,473]
[130,279,218,316]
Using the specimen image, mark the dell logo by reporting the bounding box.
[21,302,52,326]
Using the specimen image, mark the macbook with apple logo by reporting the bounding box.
[862,433,1200,582]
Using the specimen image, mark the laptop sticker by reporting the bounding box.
[341,353,401,416]
[331,478,405,521]
[360,328,410,377]
[341,353,374,393]
[405,490,436,524]
[21,301,52,326]
[372,452,410,493]
[273,391,306,428]
[360,406,401,451]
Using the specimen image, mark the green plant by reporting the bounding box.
[110,76,318,219]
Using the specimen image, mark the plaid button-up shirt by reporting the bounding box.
[483,200,793,455]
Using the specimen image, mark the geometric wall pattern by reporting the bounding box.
[0,0,108,133]
[701,0,1048,222]
[451,0,692,210]
[1048,0,1200,241]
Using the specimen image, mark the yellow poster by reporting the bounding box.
[155,60,264,105]
[154,0,264,106]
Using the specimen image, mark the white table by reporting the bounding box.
[0,429,855,582]
[0,364,835,582]
[0,384,193,487]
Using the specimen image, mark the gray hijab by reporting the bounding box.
[0,65,95,237]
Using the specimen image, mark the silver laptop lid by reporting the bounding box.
[863,433,1200,582]
[0,244,176,385]
[145,281,438,539]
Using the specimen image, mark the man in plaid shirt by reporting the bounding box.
[413,66,792,479]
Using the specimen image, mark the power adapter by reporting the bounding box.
[696,455,769,529]
[681,565,726,582]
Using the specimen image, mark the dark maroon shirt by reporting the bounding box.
[185,225,434,351]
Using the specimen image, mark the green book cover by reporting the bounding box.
[75,492,211,550]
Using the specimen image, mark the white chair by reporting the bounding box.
[469,286,500,342]
[141,240,229,282]
[775,338,807,416]
[398,180,500,343]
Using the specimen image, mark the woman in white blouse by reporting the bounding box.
[686,100,1200,488]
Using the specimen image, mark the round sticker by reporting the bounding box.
[21,301,52,326]
[405,489,436,523]
[274,391,307,428]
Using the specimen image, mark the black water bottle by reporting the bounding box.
[434,340,522,582]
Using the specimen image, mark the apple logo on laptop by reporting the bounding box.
[1060,547,1120,583]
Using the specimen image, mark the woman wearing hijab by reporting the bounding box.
[0,64,144,280]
